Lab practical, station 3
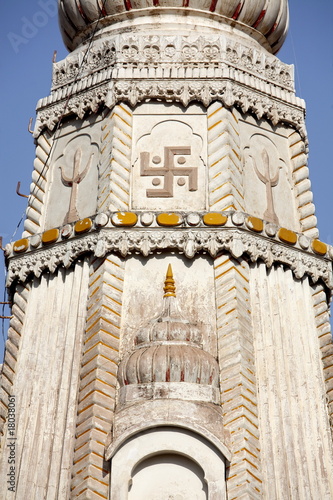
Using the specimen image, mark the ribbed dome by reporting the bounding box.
[117,265,220,393]
[118,344,220,387]
[118,293,220,388]
[58,0,289,53]
[135,304,202,346]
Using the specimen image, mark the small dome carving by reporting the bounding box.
[59,0,289,53]
[118,344,219,387]
[135,304,202,347]
[117,265,220,394]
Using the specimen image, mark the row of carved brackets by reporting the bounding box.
[34,78,306,142]
[6,213,333,290]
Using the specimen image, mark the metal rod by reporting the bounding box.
[16,182,29,198]
[28,117,34,134]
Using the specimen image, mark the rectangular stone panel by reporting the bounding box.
[131,102,207,211]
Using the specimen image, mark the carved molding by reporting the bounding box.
[35,78,306,141]
[0,283,30,439]
[288,129,318,238]
[311,284,333,437]
[71,255,124,499]
[98,104,132,212]
[34,34,305,139]
[207,102,244,211]
[7,229,333,289]
[52,35,294,92]
[23,133,52,237]
[215,255,262,497]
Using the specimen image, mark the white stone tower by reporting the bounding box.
[1,0,333,498]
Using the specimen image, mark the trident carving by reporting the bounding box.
[60,147,94,224]
[250,148,281,225]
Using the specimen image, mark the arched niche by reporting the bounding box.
[109,427,227,500]
[129,453,208,500]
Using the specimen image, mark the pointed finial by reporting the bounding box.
[163,264,176,298]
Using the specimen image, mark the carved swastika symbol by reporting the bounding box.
[140,146,198,198]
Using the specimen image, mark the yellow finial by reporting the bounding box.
[163,264,176,298]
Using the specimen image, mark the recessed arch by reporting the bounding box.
[109,426,227,500]
[129,452,209,500]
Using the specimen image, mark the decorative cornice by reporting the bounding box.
[6,225,333,289]
[36,84,109,134]
[52,36,294,92]
[35,78,306,140]
[34,34,305,139]
[111,79,304,124]
[8,211,331,259]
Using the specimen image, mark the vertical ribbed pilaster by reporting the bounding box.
[98,104,132,213]
[0,283,30,440]
[312,284,333,435]
[71,254,125,500]
[250,263,333,498]
[214,254,262,499]
[207,102,244,211]
[0,261,90,500]
[288,130,318,237]
[23,132,52,237]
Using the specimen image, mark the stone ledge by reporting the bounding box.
[119,382,220,406]
[6,221,333,290]
[35,78,305,140]
[8,211,332,262]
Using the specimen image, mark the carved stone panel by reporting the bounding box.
[240,118,299,231]
[131,103,207,211]
[44,117,100,230]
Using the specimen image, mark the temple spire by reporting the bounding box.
[163,264,176,298]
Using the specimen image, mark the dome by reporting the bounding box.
[135,301,202,346]
[118,344,220,387]
[117,265,220,394]
[58,0,289,53]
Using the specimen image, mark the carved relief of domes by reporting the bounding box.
[59,0,289,54]
[117,265,220,397]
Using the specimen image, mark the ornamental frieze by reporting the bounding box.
[6,212,333,289]
[52,35,294,92]
[33,33,303,137]
[35,79,305,139]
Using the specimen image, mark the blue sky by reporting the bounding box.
[0,1,332,359]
